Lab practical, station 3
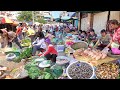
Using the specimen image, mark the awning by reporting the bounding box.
[67,12,76,17]
[1,17,13,24]
[12,21,19,25]
[44,15,51,18]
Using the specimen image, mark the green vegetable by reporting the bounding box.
[25,59,38,70]
[27,66,41,79]
[13,47,32,63]
[51,65,63,78]
[44,73,52,79]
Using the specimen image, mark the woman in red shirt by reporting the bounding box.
[106,19,120,54]
[38,38,58,63]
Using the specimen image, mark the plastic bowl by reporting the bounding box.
[66,61,95,79]
[56,56,70,66]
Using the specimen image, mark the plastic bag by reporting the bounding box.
[102,47,109,54]
[6,53,16,61]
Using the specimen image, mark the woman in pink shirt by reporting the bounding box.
[106,19,120,54]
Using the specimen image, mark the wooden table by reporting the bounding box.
[73,51,118,66]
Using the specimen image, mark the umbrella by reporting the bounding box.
[61,16,71,20]
[1,17,13,24]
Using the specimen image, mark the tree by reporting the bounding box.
[35,18,46,24]
[17,11,33,22]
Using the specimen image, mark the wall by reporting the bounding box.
[93,11,108,35]
[109,11,120,21]
[81,17,89,31]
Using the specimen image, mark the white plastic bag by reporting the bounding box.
[6,53,16,61]
[102,47,109,54]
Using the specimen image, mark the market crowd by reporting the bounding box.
[0,19,120,65]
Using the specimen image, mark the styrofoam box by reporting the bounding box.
[56,45,65,52]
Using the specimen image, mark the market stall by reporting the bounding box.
[73,50,117,66]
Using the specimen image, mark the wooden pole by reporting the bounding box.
[78,12,81,30]
[90,13,94,29]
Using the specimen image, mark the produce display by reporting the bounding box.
[56,56,69,65]
[24,59,63,79]
[9,66,28,79]
[67,61,94,79]
[65,40,74,46]
[0,66,9,79]
[21,39,31,47]
[76,48,107,60]
[6,53,16,61]
[95,63,119,79]
[65,46,74,54]
[27,66,41,79]
[13,47,32,63]
[71,42,88,50]
[56,59,69,65]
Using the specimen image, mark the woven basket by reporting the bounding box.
[71,41,88,50]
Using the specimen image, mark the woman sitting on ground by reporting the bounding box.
[94,29,111,50]
[79,31,87,41]
[38,38,58,65]
[86,29,98,47]
[32,32,46,56]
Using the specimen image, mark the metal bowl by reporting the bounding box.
[66,61,95,79]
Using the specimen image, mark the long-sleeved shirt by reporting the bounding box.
[42,44,58,56]
[32,38,46,49]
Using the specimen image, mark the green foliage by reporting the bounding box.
[27,66,41,79]
[35,18,46,24]
[17,11,33,22]
[17,11,47,24]
[13,47,32,63]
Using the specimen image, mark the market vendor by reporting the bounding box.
[45,31,54,40]
[38,38,58,65]
[32,32,46,56]
[0,28,8,48]
[16,24,23,40]
[94,29,111,50]
[26,26,35,43]
[86,29,98,47]
[0,28,22,49]
[105,19,120,55]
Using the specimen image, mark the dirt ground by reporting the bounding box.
[0,52,24,71]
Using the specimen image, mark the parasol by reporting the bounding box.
[1,17,13,24]
[61,16,71,20]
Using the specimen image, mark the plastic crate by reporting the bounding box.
[56,45,65,52]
